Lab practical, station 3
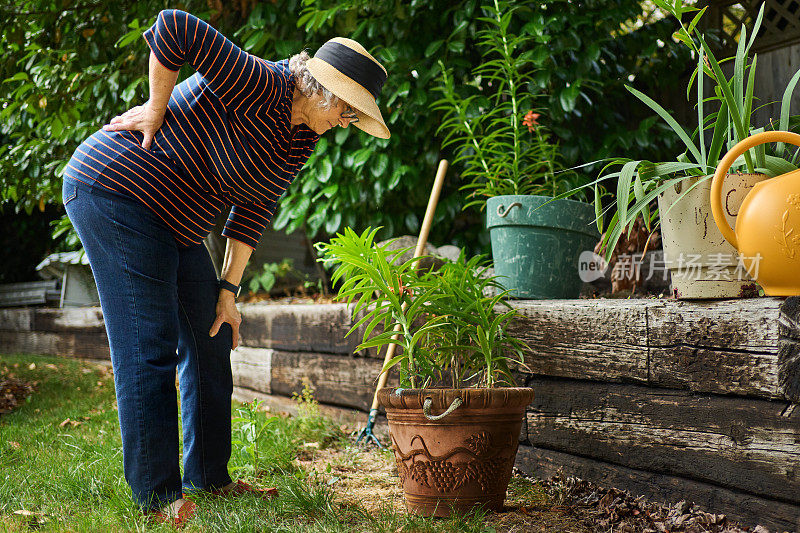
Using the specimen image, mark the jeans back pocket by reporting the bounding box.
[62,178,78,206]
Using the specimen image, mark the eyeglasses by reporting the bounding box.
[341,104,359,123]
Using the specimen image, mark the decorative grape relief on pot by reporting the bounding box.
[392,431,516,493]
[774,194,800,259]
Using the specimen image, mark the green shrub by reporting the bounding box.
[1,0,692,255]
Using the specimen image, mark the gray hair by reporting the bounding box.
[289,51,339,110]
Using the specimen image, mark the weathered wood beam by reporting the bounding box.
[0,308,33,331]
[231,346,272,394]
[3,297,800,402]
[508,300,649,383]
[648,298,783,398]
[237,303,362,355]
[32,307,106,333]
[0,331,110,360]
[510,297,799,401]
[779,296,800,402]
[525,377,800,505]
[515,445,800,533]
[268,350,392,412]
[0,308,108,360]
[231,386,391,436]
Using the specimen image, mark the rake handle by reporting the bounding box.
[368,159,448,411]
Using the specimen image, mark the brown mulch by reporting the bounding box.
[0,375,36,414]
[296,442,782,533]
[295,443,591,532]
[535,472,776,533]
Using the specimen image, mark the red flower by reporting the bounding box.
[523,111,540,132]
[389,275,413,300]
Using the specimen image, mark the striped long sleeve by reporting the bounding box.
[143,9,280,112]
[65,10,319,250]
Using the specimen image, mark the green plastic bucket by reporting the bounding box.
[486,195,599,299]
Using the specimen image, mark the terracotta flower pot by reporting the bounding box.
[377,387,534,517]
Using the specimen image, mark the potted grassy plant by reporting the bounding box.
[317,227,534,517]
[570,0,800,298]
[432,0,598,299]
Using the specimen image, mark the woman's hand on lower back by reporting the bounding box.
[209,291,241,350]
[102,100,164,150]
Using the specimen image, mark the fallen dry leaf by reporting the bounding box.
[27,363,36,370]
[12,509,46,526]
[45,364,58,370]
[59,418,81,428]
[0,377,36,413]
[539,472,751,533]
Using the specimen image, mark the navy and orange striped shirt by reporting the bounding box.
[64,9,319,249]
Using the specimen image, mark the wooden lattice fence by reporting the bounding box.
[660,0,800,138]
[702,0,800,54]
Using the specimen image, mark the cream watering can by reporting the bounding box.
[711,130,800,296]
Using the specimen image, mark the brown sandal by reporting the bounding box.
[146,499,196,528]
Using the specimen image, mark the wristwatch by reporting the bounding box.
[218,278,241,298]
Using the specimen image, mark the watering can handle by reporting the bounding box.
[711,130,800,250]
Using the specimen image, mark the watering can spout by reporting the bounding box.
[710,131,800,296]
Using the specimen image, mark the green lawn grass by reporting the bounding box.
[0,354,517,532]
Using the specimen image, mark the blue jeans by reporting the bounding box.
[62,176,233,511]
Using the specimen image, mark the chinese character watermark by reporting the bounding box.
[577,251,762,283]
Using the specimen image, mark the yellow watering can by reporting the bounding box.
[711,130,800,296]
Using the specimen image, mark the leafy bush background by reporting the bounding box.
[0,0,691,265]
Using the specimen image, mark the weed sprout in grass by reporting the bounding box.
[230,383,347,480]
[231,398,277,478]
[291,380,344,448]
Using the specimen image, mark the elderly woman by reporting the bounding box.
[61,9,389,525]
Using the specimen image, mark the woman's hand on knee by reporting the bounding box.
[102,100,165,150]
[209,292,241,350]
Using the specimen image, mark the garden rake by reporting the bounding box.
[356,159,449,448]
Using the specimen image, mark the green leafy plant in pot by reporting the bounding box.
[432,0,599,299]
[317,227,534,517]
[566,0,800,298]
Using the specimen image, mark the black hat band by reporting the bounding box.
[314,41,387,99]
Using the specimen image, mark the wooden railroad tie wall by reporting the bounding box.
[0,307,109,360]
[509,297,800,532]
[3,297,800,530]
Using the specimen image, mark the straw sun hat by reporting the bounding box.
[306,37,390,139]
